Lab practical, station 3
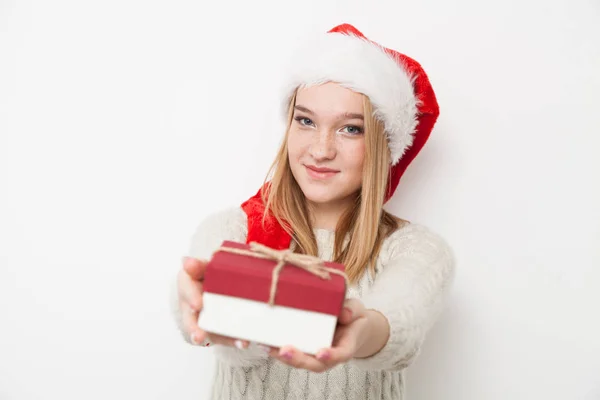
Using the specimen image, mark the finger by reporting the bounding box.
[177,270,204,311]
[338,299,365,325]
[315,325,357,367]
[179,304,249,349]
[255,343,273,354]
[206,333,250,350]
[272,346,328,373]
[180,302,207,344]
[316,343,353,367]
[182,256,208,281]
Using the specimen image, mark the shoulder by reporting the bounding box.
[378,221,455,272]
[187,206,248,260]
[367,222,456,301]
[195,206,248,235]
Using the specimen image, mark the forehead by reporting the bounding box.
[295,82,365,115]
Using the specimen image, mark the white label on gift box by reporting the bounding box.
[198,292,338,355]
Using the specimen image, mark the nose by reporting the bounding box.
[308,130,336,161]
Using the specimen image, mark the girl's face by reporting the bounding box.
[287,82,366,208]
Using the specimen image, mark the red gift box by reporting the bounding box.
[198,240,348,355]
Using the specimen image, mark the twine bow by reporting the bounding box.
[217,242,349,306]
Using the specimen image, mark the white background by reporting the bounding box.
[1,0,599,399]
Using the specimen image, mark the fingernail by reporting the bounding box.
[316,350,330,360]
[234,340,245,350]
[343,307,353,318]
[281,351,293,360]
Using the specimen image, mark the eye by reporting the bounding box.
[294,116,314,127]
[340,125,364,135]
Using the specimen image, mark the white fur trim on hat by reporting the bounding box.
[281,31,420,165]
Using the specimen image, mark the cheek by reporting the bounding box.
[346,140,366,180]
[287,130,309,162]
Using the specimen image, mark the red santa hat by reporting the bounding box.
[242,23,440,249]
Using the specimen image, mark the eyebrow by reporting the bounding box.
[294,105,364,121]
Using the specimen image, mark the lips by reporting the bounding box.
[306,165,338,173]
[304,164,339,179]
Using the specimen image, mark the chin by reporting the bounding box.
[304,193,338,206]
[299,183,354,207]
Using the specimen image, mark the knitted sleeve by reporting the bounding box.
[186,206,248,260]
[349,223,456,372]
[171,206,269,367]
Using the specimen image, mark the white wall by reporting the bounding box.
[1,0,599,399]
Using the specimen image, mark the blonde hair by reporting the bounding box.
[262,90,404,284]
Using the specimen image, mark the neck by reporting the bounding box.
[308,195,357,231]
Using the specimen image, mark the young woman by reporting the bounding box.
[173,23,455,400]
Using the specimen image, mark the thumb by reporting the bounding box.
[182,256,208,281]
[338,298,365,325]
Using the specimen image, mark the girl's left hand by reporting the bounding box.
[268,299,371,373]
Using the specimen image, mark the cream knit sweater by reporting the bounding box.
[173,207,455,400]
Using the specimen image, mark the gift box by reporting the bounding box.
[198,240,348,355]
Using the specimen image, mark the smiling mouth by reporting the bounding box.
[304,165,339,179]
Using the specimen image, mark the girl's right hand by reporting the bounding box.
[177,256,250,349]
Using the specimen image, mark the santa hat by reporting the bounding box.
[282,23,440,200]
[242,23,440,249]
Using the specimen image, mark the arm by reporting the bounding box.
[171,207,247,343]
[352,309,390,359]
[350,224,456,371]
[171,206,269,367]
